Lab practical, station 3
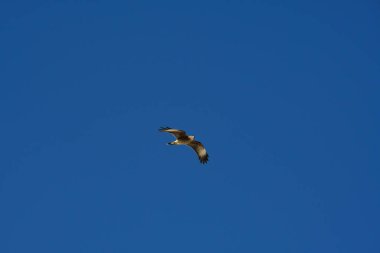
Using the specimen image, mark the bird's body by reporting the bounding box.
[169,135,194,145]
[159,127,209,164]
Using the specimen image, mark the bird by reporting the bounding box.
[159,126,209,164]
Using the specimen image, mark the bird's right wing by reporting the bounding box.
[159,127,187,138]
[188,141,209,164]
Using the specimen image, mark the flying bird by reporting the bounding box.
[159,127,209,164]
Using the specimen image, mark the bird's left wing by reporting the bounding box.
[159,127,187,138]
[187,141,209,164]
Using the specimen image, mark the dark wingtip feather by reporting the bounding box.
[199,154,209,164]
[159,126,171,131]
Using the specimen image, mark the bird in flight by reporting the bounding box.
[159,127,209,164]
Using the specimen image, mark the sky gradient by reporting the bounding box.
[1,0,379,252]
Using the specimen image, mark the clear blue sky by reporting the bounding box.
[1,0,379,252]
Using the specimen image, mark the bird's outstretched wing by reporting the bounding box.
[187,141,209,164]
[159,126,187,138]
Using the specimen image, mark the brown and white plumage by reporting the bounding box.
[159,126,209,164]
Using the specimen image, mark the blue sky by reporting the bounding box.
[1,0,379,252]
